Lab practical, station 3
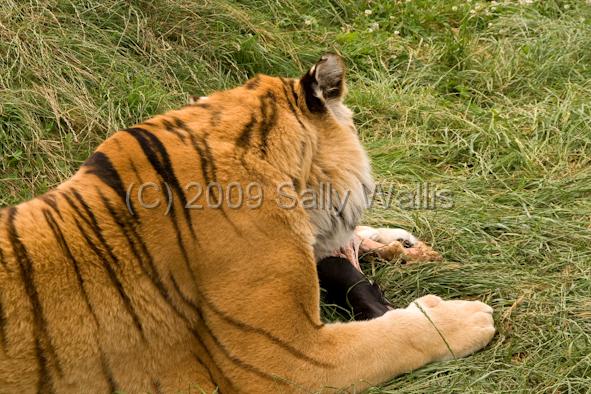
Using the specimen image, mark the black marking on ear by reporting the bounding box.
[245,75,261,90]
[300,54,346,113]
[300,70,326,113]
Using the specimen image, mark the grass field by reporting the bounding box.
[1,0,591,392]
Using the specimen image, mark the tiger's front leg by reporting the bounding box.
[292,293,496,391]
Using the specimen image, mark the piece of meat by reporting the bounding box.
[319,226,442,321]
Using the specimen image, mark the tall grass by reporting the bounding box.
[1,0,590,391]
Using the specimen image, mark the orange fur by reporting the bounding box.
[0,54,494,393]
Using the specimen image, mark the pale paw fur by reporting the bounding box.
[356,226,418,246]
[408,295,495,362]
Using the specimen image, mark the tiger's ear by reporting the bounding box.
[300,53,347,113]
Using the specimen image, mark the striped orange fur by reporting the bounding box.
[0,54,494,393]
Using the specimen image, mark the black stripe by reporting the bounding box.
[40,194,63,220]
[192,102,211,109]
[189,134,214,188]
[198,290,332,368]
[0,235,6,271]
[280,77,306,130]
[161,180,199,287]
[235,114,257,148]
[169,276,237,392]
[95,187,189,319]
[172,118,216,188]
[190,327,235,393]
[6,207,61,392]
[197,307,290,386]
[245,75,260,90]
[151,378,163,394]
[34,337,54,393]
[99,350,118,393]
[73,214,145,340]
[191,351,219,391]
[161,119,174,131]
[124,127,196,240]
[83,151,130,209]
[259,91,278,156]
[0,210,6,271]
[42,209,99,325]
[170,121,243,236]
[0,293,7,351]
[129,159,144,186]
[300,302,324,330]
[200,136,220,202]
[162,119,186,142]
[210,109,222,127]
[169,278,288,387]
[95,189,145,268]
[288,79,299,106]
[173,117,186,130]
[70,189,122,268]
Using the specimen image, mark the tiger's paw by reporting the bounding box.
[407,295,495,361]
[356,226,442,263]
[399,241,442,263]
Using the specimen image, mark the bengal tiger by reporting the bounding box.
[0,54,495,393]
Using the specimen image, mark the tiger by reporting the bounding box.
[0,53,495,393]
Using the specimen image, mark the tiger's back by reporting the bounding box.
[0,54,370,392]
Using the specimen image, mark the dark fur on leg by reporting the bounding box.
[317,257,392,320]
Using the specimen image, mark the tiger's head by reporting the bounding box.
[291,54,374,258]
[184,54,373,259]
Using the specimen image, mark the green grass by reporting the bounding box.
[1,0,591,392]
